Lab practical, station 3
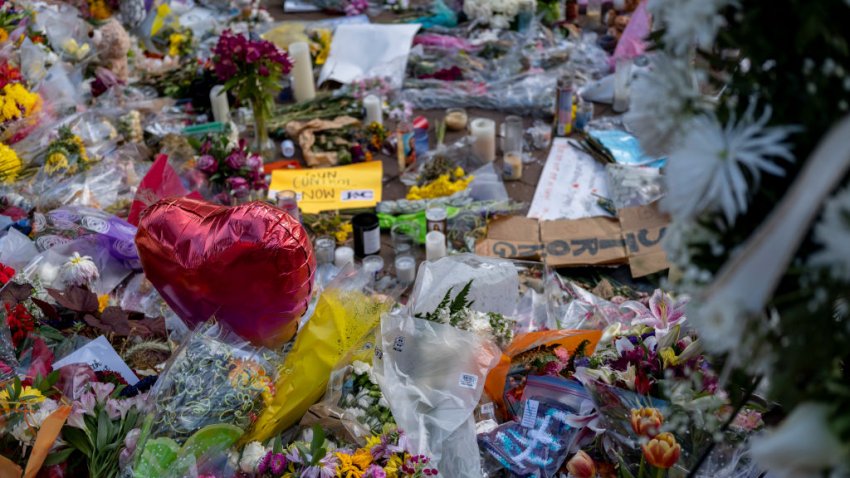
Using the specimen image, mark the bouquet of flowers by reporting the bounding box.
[212,29,292,160]
[240,427,439,477]
[336,360,395,434]
[194,133,269,205]
[463,0,522,29]
[41,127,92,177]
[414,280,514,348]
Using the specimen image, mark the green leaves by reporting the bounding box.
[309,425,327,466]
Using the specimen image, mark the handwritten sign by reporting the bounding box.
[527,138,612,221]
[476,202,670,278]
[269,161,383,214]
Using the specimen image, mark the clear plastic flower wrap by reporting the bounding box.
[126,321,279,478]
[409,253,520,317]
[401,31,610,115]
[373,307,502,477]
[606,163,665,210]
[544,270,634,330]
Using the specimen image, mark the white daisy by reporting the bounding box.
[624,55,704,156]
[809,186,850,281]
[648,0,734,56]
[662,104,797,225]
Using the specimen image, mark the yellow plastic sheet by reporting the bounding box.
[247,289,391,442]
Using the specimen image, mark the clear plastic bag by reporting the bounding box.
[410,253,520,317]
[374,309,502,477]
[544,270,633,330]
[128,321,279,478]
[606,163,664,209]
[0,228,38,270]
[478,396,580,478]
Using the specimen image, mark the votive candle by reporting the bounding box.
[209,85,230,123]
[334,246,355,268]
[395,255,416,284]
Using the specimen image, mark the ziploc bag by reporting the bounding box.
[246,268,393,442]
[129,321,278,478]
[484,329,602,420]
[374,309,501,477]
[479,397,580,478]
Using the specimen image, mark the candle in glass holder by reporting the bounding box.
[470,118,496,163]
[209,85,230,123]
[334,246,355,269]
[288,41,316,103]
[363,95,383,126]
[503,151,523,181]
[426,231,447,262]
[395,255,416,285]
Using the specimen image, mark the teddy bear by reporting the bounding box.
[92,18,131,83]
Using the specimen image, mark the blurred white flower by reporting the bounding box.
[688,298,744,353]
[624,55,702,156]
[351,360,370,376]
[809,187,850,281]
[750,403,847,477]
[662,104,797,225]
[240,441,269,473]
[648,0,733,55]
[60,251,100,287]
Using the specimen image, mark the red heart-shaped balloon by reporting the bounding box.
[135,197,315,347]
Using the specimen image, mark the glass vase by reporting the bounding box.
[251,98,277,163]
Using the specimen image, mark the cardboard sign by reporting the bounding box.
[268,161,383,214]
[476,202,670,278]
[618,204,670,277]
[474,216,542,260]
[541,216,628,267]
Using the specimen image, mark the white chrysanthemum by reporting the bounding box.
[239,441,269,473]
[648,0,733,56]
[688,298,744,353]
[662,104,797,225]
[624,55,703,156]
[59,251,100,287]
[809,187,850,281]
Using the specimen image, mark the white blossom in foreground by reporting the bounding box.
[59,251,100,287]
[809,187,850,281]
[624,55,702,156]
[750,402,847,478]
[662,105,797,225]
[648,0,733,55]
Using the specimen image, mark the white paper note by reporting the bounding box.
[528,138,612,221]
[53,336,140,385]
[319,23,421,88]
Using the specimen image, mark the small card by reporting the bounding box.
[53,336,139,385]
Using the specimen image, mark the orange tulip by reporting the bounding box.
[630,407,664,438]
[642,432,681,469]
[566,450,597,478]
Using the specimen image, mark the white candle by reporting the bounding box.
[209,85,230,123]
[288,41,316,103]
[363,94,383,127]
[334,246,354,268]
[470,118,496,163]
[425,231,447,262]
[395,255,416,284]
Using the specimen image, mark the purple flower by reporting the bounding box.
[246,154,263,171]
[226,176,250,196]
[257,451,272,474]
[246,45,261,64]
[214,192,231,205]
[270,453,287,475]
[197,155,218,174]
[258,65,269,77]
[364,465,387,478]
[225,151,246,170]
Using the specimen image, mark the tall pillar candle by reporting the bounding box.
[363,94,383,126]
[470,118,496,163]
[288,41,316,103]
[210,85,230,123]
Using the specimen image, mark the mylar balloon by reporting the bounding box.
[135,197,315,347]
